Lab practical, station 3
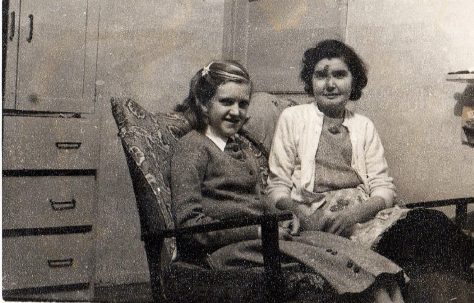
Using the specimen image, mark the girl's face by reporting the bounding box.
[203,81,251,138]
[312,57,353,115]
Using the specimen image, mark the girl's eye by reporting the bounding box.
[333,70,348,79]
[220,98,235,106]
[239,100,249,109]
[314,71,327,79]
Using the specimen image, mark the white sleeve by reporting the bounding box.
[266,110,296,209]
[364,121,396,207]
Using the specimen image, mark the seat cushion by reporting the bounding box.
[241,92,298,155]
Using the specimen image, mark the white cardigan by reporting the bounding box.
[267,103,396,210]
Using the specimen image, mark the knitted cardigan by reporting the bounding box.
[170,130,266,257]
[267,103,396,210]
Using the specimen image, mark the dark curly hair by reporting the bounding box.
[175,60,251,131]
[300,39,367,101]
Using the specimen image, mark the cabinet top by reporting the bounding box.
[447,72,474,83]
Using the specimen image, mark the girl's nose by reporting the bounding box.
[326,76,335,88]
[229,103,240,115]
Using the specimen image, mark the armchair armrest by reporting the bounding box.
[143,211,292,240]
[143,211,292,302]
[405,197,474,228]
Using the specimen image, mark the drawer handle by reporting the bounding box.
[27,14,33,43]
[50,199,76,211]
[47,258,74,268]
[55,142,82,149]
[9,11,15,41]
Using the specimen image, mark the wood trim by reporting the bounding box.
[3,225,93,237]
[3,283,90,298]
[3,169,96,177]
[222,0,249,65]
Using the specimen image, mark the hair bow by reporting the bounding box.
[202,62,213,77]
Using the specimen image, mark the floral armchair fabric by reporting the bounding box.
[111,95,336,302]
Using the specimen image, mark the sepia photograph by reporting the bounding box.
[2,0,474,302]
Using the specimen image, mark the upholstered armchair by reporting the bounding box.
[110,95,338,303]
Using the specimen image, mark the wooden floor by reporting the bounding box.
[95,283,153,303]
[94,274,474,303]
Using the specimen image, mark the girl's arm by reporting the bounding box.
[267,110,297,210]
[267,110,308,234]
[171,137,259,250]
[363,120,396,208]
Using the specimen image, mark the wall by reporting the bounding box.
[94,0,226,285]
[345,0,474,209]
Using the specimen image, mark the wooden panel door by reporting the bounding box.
[15,0,99,113]
[224,0,348,92]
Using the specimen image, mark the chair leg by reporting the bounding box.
[144,239,167,303]
[455,202,468,229]
[261,215,284,303]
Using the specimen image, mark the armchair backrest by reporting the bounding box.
[110,94,297,266]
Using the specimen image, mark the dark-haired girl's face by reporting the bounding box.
[312,57,353,116]
[203,82,251,138]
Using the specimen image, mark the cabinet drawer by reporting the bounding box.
[3,233,93,290]
[3,116,98,170]
[3,176,95,229]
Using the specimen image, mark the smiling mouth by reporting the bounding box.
[224,119,241,124]
[323,94,341,99]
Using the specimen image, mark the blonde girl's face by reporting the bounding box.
[312,57,353,114]
[203,81,251,138]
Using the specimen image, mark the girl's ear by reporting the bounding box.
[197,99,209,125]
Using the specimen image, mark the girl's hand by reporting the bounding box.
[321,209,361,236]
[280,213,301,236]
[275,197,305,236]
[322,196,387,236]
[278,226,293,240]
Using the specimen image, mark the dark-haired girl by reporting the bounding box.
[267,40,474,282]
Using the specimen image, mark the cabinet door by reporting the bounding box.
[15,0,99,113]
[3,0,20,109]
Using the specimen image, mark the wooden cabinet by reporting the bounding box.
[2,0,99,301]
[3,0,99,113]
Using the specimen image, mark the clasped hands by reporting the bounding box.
[278,200,363,237]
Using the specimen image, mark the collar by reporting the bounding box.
[311,102,354,127]
[204,127,228,151]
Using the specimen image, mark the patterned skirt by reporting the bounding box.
[300,187,410,249]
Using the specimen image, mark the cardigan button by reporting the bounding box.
[353,266,361,273]
[326,248,332,253]
[347,260,354,268]
[249,170,254,175]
